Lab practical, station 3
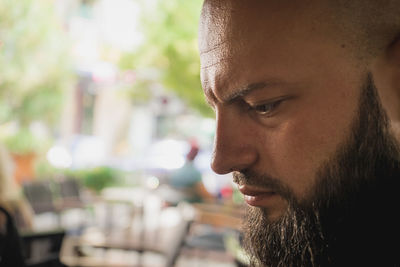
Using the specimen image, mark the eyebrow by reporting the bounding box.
[205,80,285,107]
[224,82,270,103]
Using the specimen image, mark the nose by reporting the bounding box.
[211,108,258,174]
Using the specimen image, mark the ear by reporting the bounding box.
[371,35,400,138]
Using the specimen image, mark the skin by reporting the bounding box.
[199,0,400,221]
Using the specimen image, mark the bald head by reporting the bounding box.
[199,0,400,64]
[330,0,400,59]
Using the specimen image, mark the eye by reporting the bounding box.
[249,100,283,116]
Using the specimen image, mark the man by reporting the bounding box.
[198,1,400,266]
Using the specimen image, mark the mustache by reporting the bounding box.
[233,170,295,202]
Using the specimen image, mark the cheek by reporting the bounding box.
[260,122,323,198]
[259,94,359,199]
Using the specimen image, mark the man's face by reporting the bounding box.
[199,1,365,220]
[199,1,400,265]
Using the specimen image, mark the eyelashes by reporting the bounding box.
[247,99,284,117]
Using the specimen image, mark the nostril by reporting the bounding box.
[210,159,229,175]
[210,148,258,175]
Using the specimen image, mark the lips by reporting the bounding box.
[237,184,278,206]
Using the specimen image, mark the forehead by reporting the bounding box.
[199,0,328,55]
[198,1,347,101]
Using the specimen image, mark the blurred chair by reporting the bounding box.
[163,203,195,267]
[173,202,246,266]
[59,194,194,267]
[22,180,59,215]
[56,177,86,210]
[21,228,66,267]
[55,177,95,233]
[22,177,93,231]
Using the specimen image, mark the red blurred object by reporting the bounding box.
[186,139,199,161]
[220,185,233,199]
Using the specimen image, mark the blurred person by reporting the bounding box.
[0,145,33,230]
[160,141,214,205]
[198,1,400,266]
[170,141,213,203]
[0,144,27,266]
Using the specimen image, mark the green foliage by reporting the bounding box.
[120,78,153,104]
[34,157,60,179]
[3,128,43,155]
[119,0,212,116]
[65,167,122,193]
[0,0,74,127]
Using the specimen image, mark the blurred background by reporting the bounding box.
[0,0,247,266]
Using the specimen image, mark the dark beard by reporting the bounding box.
[239,73,400,267]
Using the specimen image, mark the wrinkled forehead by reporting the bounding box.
[199,0,334,67]
[199,1,295,49]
